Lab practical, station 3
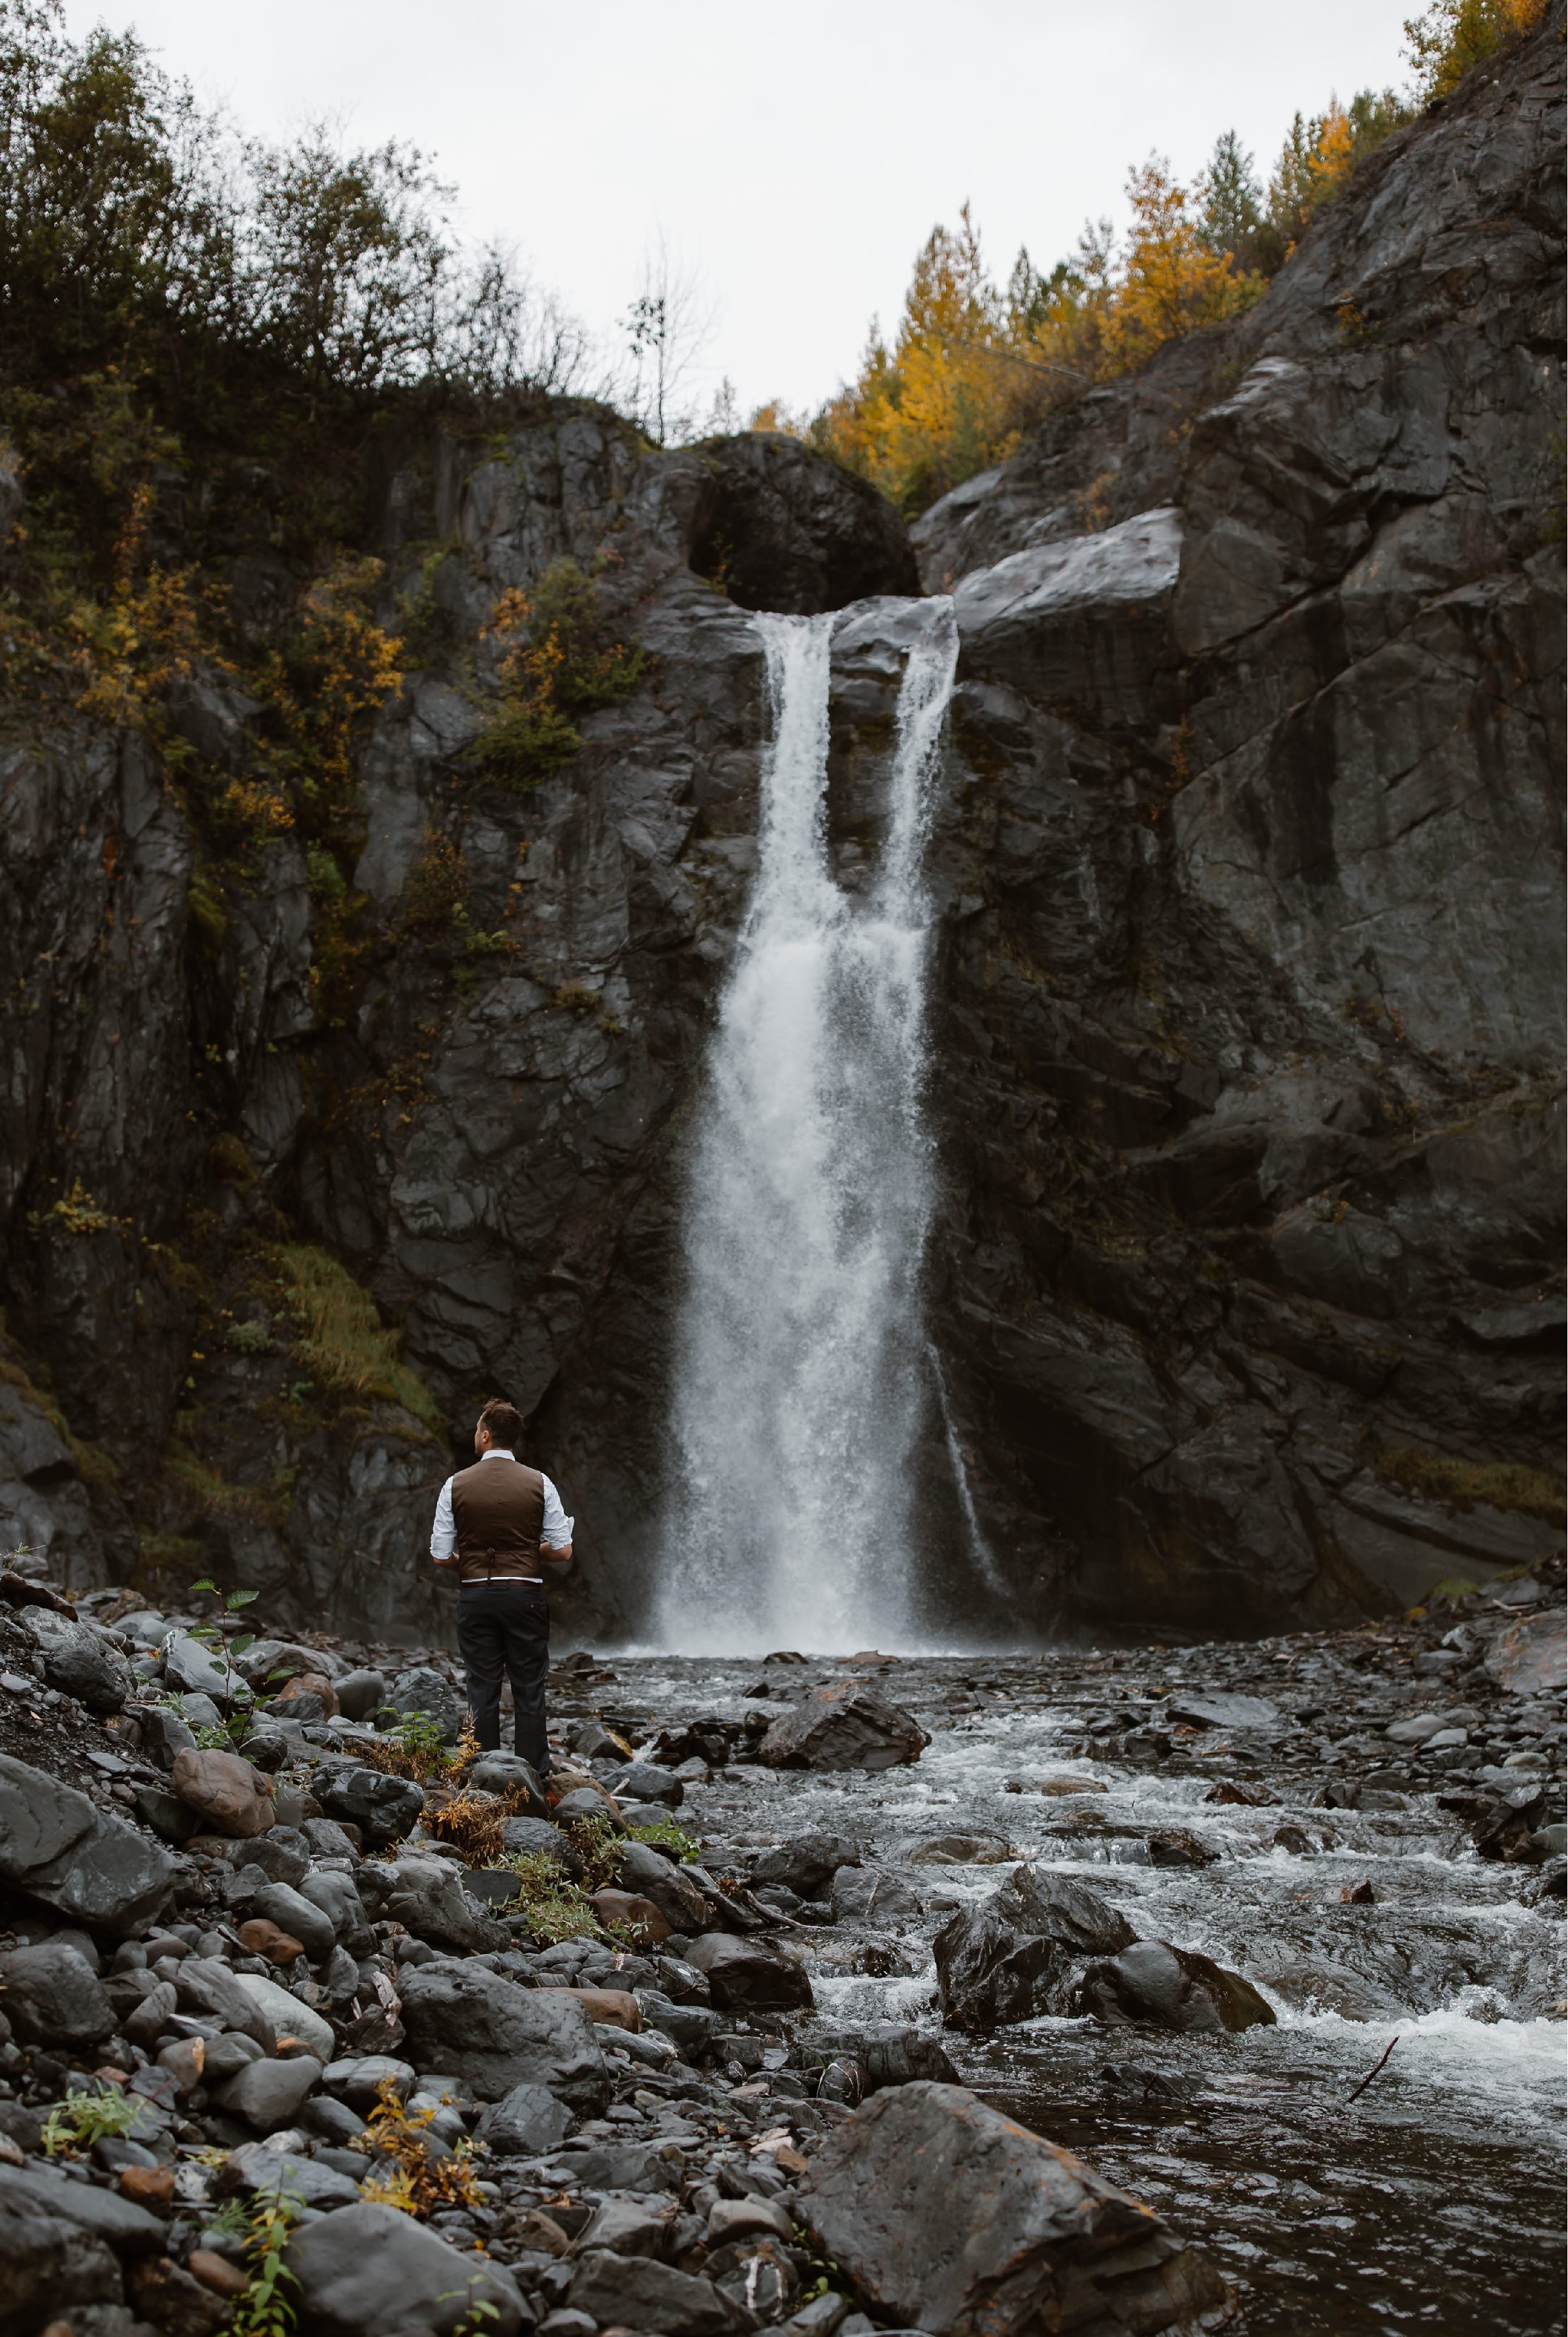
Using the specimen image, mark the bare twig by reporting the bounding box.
[1346,2035,1399,2104]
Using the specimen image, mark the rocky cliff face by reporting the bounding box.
[0,19,1561,1643]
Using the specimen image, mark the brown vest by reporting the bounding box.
[449,1456,546,1584]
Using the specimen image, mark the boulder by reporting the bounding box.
[334,1667,387,1721]
[815,2024,958,2092]
[248,1882,335,1963]
[297,1868,373,1953]
[0,1753,176,1934]
[210,1825,310,1888]
[684,1933,813,2012]
[572,1719,632,1762]
[174,1957,278,2051]
[229,1970,335,2060]
[617,1839,710,1930]
[288,2202,527,2336]
[133,1782,202,1844]
[553,1785,625,1829]
[127,2253,234,2335]
[500,1814,581,1872]
[0,1944,115,2047]
[1073,1940,1277,2034]
[469,1753,549,1812]
[613,1760,685,1806]
[474,2081,573,2157]
[216,2142,362,2212]
[387,1666,465,1744]
[576,2194,669,2257]
[214,2053,323,2132]
[749,1833,862,1898]
[830,1863,919,1925]
[760,1683,928,1772]
[634,1991,722,2055]
[134,1704,198,1769]
[570,2247,742,2336]
[398,1961,610,2108]
[29,1618,131,1713]
[0,2185,123,2330]
[902,1834,1013,1865]
[708,2234,800,2323]
[800,2081,1230,2336]
[318,1765,424,1848]
[379,1857,505,1954]
[163,1633,246,1706]
[1485,1610,1567,1697]
[934,1867,1135,2030]
[687,430,920,616]
[170,1748,274,1838]
[1254,1957,1407,2023]
[0,2161,168,2252]
[591,1887,672,1942]
[321,2055,416,2110]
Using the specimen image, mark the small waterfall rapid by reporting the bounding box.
[656,600,958,1653]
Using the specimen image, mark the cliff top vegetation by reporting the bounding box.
[764,0,1552,513]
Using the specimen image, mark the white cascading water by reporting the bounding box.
[657,599,958,1652]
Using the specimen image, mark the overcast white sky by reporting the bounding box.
[65,0,1417,420]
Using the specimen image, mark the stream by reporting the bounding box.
[560,1639,1565,2336]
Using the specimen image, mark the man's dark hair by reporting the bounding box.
[477,1397,526,1448]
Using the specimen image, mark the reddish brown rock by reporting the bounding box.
[170,1749,274,1838]
[563,1987,644,2032]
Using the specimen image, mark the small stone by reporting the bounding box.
[570,2247,741,2335]
[386,1666,465,1744]
[216,2052,323,2131]
[157,2036,206,2096]
[614,1760,685,1806]
[286,2198,525,2334]
[474,2081,573,2157]
[0,1944,116,2047]
[318,1766,424,1849]
[188,2248,251,2299]
[591,1888,672,1942]
[118,2164,176,2206]
[129,2253,233,2336]
[1342,1879,1376,1904]
[237,1918,305,1964]
[169,1748,274,1838]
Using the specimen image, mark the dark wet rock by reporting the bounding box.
[553,1785,626,1830]
[574,2193,669,2257]
[474,2081,574,2157]
[617,1840,710,1931]
[0,1942,115,2046]
[1439,1783,1549,1862]
[708,2233,801,2323]
[815,2024,959,2091]
[570,2246,743,2336]
[0,2161,168,2252]
[333,1667,387,1721]
[687,431,919,616]
[1074,1940,1277,2034]
[163,1634,244,1706]
[634,1989,721,2054]
[212,1824,311,1888]
[830,1863,919,1925]
[133,1703,198,1770]
[685,1932,814,2011]
[468,1753,549,1810]
[133,1782,203,1843]
[0,2183,124,2330]
[567,2140,683,2194]
[571,1719,631,1762]
[213,2052,323,2131]
[934,1866,1135,2030]
[1256,1957,1407,2023]
[387,1665,465,1743]
[648,1719,734,1768]
[127,2253,234,2336]
[216,2141,363,2210]
[287,2199,525,2336]
[1146,1831,1220,1868]
[318,1765,424,1848]
[27,1617,132,1713]
[375,1857,507,1953]
[800,2080,1232,2335]
[613,1759,684,1806]
[760,1684,929,1772]
[500,1812,581,1872]
[321,2053,416,2109]
[0,1753,176,1934]
[173,1957,277,2050]
[398,1960,610,2108]
[749,1833,862,1898]
[244,1880,335,1960]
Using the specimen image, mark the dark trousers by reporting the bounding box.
[455,1581,550,1775]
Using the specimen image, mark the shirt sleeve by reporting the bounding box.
[429,1476,456,1562]
[539,1474,574,1549]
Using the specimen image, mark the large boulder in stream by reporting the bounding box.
[934,1866,1135,2030]
[1073,1940,1277,2035]
[801,2081,1232,2336]
[759,1682,929,1771]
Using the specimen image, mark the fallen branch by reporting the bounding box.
[1346,2035,1399,2105]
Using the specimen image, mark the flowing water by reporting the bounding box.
[659,603,958,1654]
[576,1649,1567,2337]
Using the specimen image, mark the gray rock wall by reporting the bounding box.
[0,21,1560,1641]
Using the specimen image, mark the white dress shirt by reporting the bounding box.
[429,1449,574,1581]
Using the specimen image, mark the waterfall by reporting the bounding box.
[657,599,958,1653]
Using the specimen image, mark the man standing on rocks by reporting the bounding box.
[430,1398,573,1776]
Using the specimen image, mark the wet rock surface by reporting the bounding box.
[0,1559,1558,2337]
[0,18,1557,1651]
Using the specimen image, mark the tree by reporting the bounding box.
[621,232,715,446]
[1198,131,1285,277]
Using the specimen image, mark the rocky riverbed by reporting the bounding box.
[0,1555,1561,2337]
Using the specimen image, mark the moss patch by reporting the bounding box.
[1377,1446,1565,1529]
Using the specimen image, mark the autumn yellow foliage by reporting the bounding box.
[1404,0,1549,99]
